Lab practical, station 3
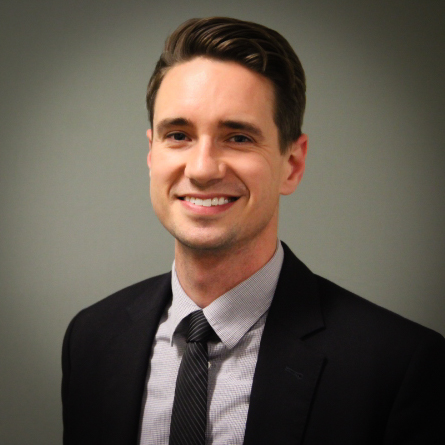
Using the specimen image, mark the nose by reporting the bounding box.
[184,138,226,186]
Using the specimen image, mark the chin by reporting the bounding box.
[172,229,239,253]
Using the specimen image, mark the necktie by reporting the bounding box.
[169,310,214,445]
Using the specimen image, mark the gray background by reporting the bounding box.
[1,1,444,443]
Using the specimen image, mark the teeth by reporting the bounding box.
[183,196,231,207]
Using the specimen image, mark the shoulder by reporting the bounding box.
[65,272,171,344]
[280,241,444,355]
[80,272,171,316]
[314,274,444,351]
[309,273,445,387]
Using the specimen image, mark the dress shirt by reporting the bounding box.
[139,241,284,445]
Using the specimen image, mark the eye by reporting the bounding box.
[227,134,253,143]
[167,132,188,141]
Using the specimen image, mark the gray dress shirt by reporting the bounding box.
[139,241,284,445]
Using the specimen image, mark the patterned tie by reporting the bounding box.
[169,310,214,445]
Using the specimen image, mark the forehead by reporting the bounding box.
[153,57,276,129]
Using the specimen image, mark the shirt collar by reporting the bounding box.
[169,240,284,349]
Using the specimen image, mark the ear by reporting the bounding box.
[146,129,153,172]
[279,133,308,196]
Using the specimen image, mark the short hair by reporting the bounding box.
[146,17,306,153]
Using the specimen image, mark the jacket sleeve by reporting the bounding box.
[61,310,84,445]
[383,329,445,444]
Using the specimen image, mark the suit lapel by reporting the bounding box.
[99,274,172,445]
[244,244,326,445]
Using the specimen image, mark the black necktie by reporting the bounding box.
[169,310,214,445]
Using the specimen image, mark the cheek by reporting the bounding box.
[240,159,281,197]
[150,151,181,184]
[148,154,167,198]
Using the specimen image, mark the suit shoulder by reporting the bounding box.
[314,274,444,348]
[280,241,444,347]
[67,272,171,335]
[87,272,170,311]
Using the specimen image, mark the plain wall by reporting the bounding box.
[1,1,444,443]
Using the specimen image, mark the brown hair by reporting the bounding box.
[146,17,306,153]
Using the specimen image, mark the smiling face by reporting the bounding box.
[148,57,307,256]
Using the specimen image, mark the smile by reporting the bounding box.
[181,196,237,207]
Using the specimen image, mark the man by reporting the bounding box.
[62,17,445,445]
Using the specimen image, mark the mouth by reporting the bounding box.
[179,196,239,207]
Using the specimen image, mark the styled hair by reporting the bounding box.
[146,17,306,153]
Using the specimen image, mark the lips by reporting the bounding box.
[180,196,238,207]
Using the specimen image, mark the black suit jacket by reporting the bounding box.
[62,243,445,444]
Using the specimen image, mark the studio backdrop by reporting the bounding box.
[1,1,444,444]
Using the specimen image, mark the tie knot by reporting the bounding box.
[187,310,213,343]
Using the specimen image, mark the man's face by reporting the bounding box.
[148,57,306,253]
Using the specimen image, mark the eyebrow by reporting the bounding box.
[218,120,264,140]
[155,117,264,140]
[155,117,193,136]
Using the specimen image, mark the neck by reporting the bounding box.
[174,236,278,308]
